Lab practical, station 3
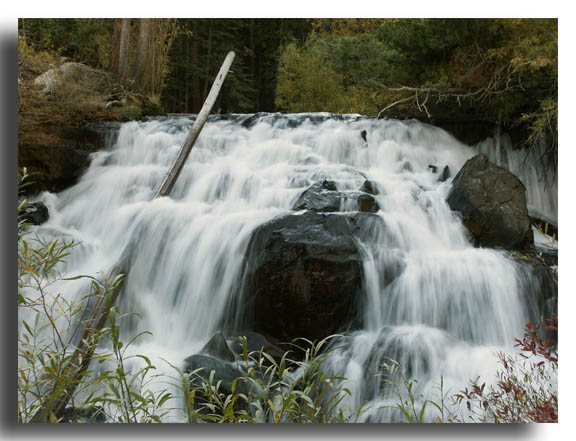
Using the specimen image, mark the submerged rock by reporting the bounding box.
[356,193,379,213]
[359,179,379,196]
[19,201,49,225]
[243,211,385,343]
[439,165,451,182]
[447,154,533,250]
[428,165,451,182]
[293,180,379,213]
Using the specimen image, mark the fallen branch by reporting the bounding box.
[375,60,527,119]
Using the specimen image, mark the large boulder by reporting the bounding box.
[242,211,384,343]
[447,154,533,249]
[34,62,114,95]
[33,62,159,118]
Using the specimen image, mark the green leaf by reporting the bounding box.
[397,403,413,423]
[418,400,428,423]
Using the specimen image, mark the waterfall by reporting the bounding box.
[25,113,555,422]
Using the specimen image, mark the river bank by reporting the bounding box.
[18,43,161,193]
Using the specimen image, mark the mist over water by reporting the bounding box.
[27,113,555,422]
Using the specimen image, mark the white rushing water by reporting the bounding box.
[24,113,555,422]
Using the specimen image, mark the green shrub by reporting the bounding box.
[176,336,367,423]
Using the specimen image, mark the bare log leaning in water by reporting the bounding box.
[155,51,235,198]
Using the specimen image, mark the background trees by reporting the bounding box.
[276,18,557,153]
[18,18,310,112]
[161,18,310,113]
[18,18,557,148]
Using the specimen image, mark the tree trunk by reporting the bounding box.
[190,39,202,112]
[185,34,190,113]
[250,18,261,110]
[109,19,122,74]
[202,22,213,100]
[118,18,131,82]
[133,18,151,93]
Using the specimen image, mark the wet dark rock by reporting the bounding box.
[293,180,379,214]
[19,201,49,225]
[511,254,558,341]
[447,154,533,250]
[359,180,379,195]
[429,164,450,182]
[201,331,236,363]
[19,122,115,195]
[360,130,367,143]
[238,112,366,129]
[243,211,385,343]
[402,161,414,172]
[182,352,260,417]
[183,354,254,401]
[293,180,340,212]
[19,144,91,194]
[356,193,379,213]
[439,165,451,182]
[227,330,288,363]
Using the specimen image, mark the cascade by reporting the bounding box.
[23,113,556,422]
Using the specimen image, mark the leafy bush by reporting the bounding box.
[383,318,558,424]
[177,336,366,423]
[18,170,172,423]
[452,318,558,423]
